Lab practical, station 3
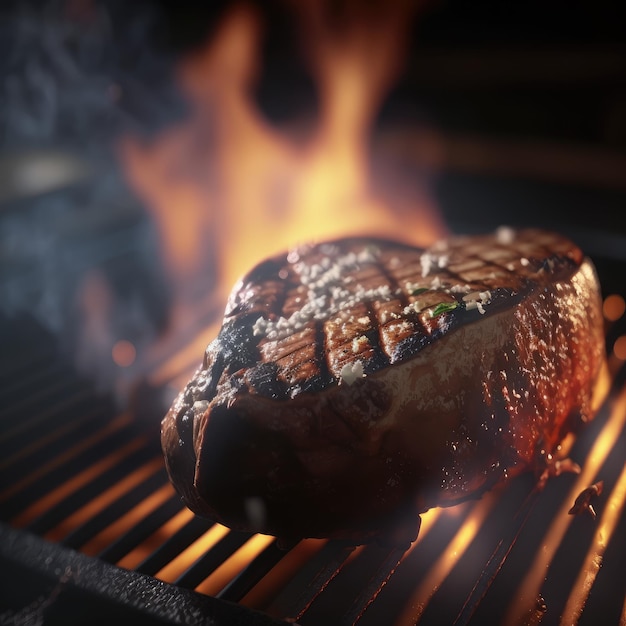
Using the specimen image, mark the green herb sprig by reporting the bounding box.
[431,301,459,316]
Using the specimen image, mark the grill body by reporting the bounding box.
[2,2,626,623]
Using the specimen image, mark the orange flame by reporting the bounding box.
[118,1,445,361]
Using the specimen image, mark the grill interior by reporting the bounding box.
[1,237,626,626]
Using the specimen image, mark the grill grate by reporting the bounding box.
[1,264,626,626]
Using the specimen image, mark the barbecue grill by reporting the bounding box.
[2,2,626,624]
[1,213,626,626]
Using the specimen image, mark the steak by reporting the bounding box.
[161,227,606,544]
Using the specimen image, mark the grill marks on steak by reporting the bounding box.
[213,229,581,401]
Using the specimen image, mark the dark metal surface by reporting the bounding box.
[0,522,291,626]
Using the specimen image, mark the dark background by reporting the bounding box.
[3,0,625,232]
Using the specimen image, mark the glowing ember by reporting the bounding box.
[613,335,626,361]
[603,294,625,322]
[112,339,137,367]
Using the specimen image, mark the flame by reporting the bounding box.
[613,335,626,361]
[118,1,445,364]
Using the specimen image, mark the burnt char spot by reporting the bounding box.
[313,318,332,392]
[392,331,431,362]
[362,301,391,373]
[488,286,525,307]
[217,317,260,373]
[361,341,389,375]
[247,362,288,399]
[391,311,463,362]
[297,371,330,394]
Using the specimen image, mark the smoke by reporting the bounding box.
[0,0,194,397]
[0,0,191,149]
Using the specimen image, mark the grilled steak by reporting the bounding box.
[161,227,606,544]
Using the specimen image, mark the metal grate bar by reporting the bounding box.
[2,407,110,478]
[283,542,357,622]
[216,539,296,603]
[0,389,102,455]
[342,545,408,625]
[453,488,542,625]
[135,515,215,576]
[2,426,148,520]
[23,445,158,535]
[97,492,184,564]
[466,375,626,626]
[0,411,133,506]
[40,464,166,549]
[531,396,626,623]
[174,530,253,589]
[0,521,294,626]
[1,376,91,422]
[577,503,626,626]
[0,360,67,405]
[25,440,158,540]
[60,467,170,550]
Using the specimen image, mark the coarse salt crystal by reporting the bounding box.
[340,361,365,385]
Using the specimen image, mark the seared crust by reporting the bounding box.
[161,228,606,543]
